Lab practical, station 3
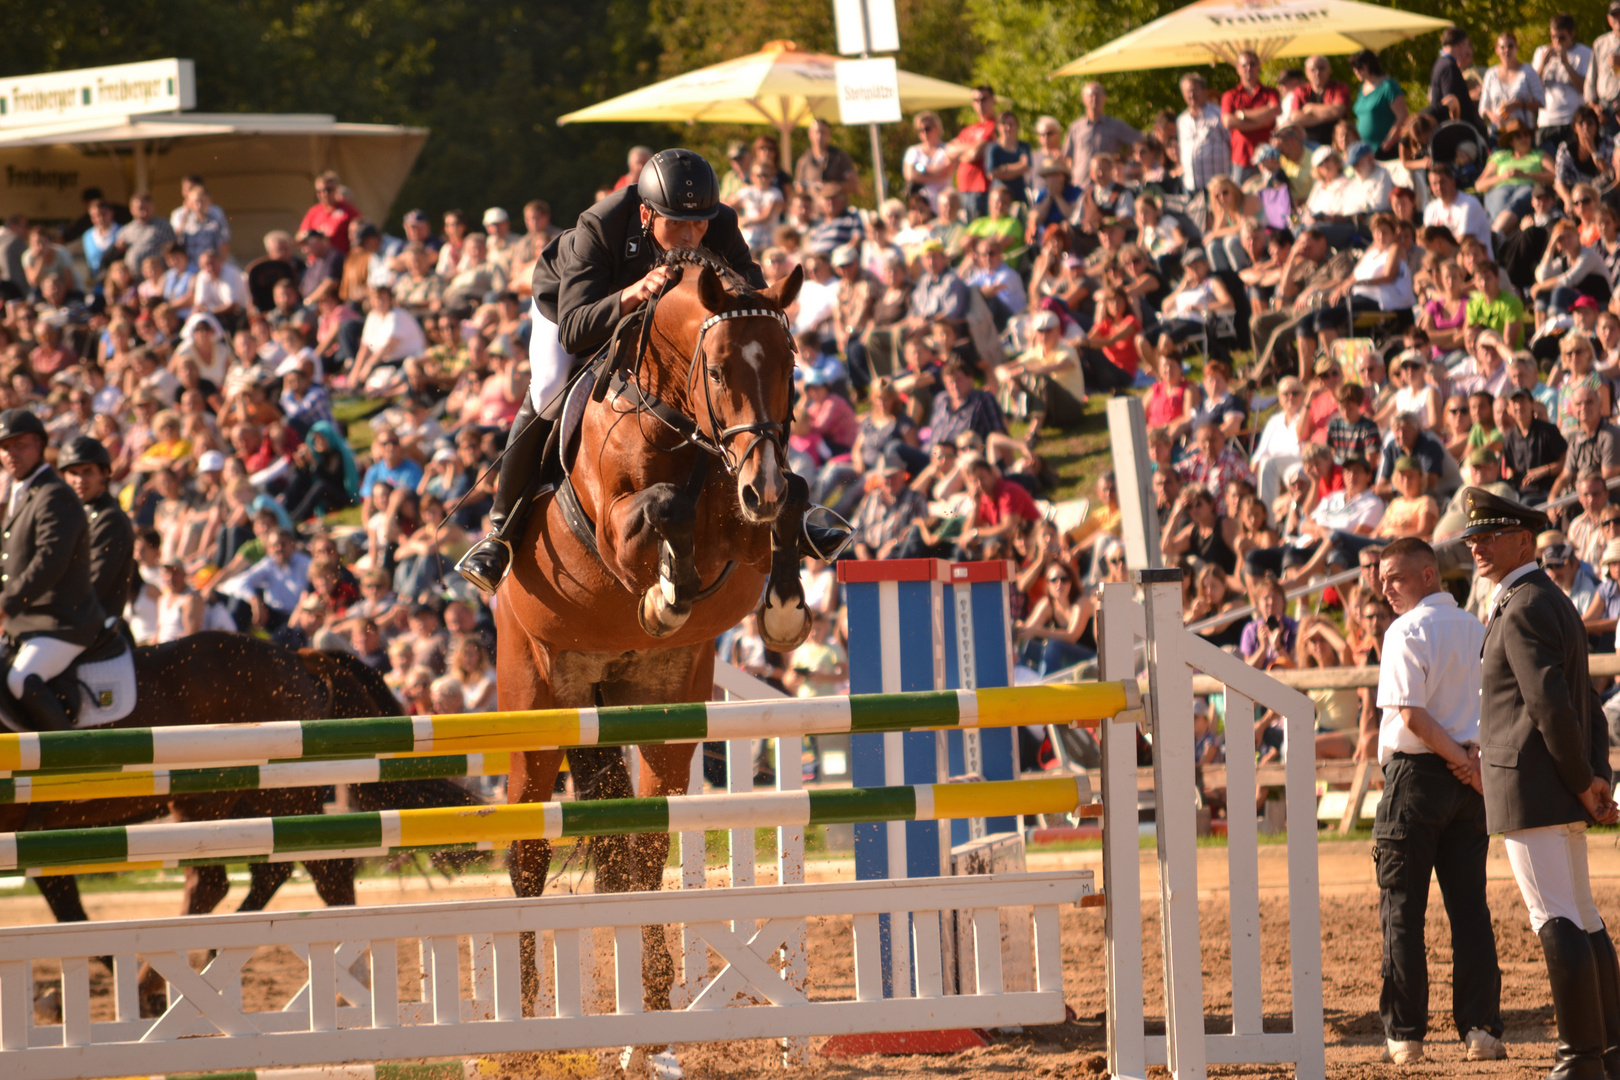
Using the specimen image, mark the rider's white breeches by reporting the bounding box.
[529,303,573,412]
[9,636,85,698]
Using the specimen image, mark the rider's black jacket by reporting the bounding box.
[530,187,764,360]
[83,491,135,619]
[0,466,105,646]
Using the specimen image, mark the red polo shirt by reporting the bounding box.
[1220,84,1280,167]
[975,478,1041,528]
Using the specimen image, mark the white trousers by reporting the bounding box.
[528,302,573,412]
[1504,821,1605,933]
[9,636,85,698]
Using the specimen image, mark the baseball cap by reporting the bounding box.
[1574,295,1600,310]
[276,356,307,377]
[829,245,859,268]
[482,207,509,225]
[196,450,226,473]
[802,368,831,387]
[727,140,748,160]
[1346,141,1375,166]
[1542,542,1575,567]
[1313,354,1339,375]
[1465,447,1499,468]
[1393,455,1421,472]
[1031,310,1060,331]
[1255,144,1280,163]
[431,447,456,464]
[403,209,428,225]
[919,238,944,254]
[1311,145,1338,168]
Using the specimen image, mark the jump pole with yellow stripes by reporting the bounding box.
[0,775,1097,874]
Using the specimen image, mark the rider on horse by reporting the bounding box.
[57,436,136,625]
[0,411,107,731]
[457,147,845,594]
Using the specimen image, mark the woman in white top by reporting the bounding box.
[448,635,497,712]
[1345,142,1394,216]
[156,562,205,644]
[1384,353,1442,431]
[1302,147,1360,249]
[902,111,954,205]
[172,318,233,387]
[1312,213,1413,354]
[1480,31,1545,135]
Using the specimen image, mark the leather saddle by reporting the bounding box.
[0,620,132,732]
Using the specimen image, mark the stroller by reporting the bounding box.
[1429,120,1490,189]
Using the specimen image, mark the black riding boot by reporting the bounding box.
[1589,926,1620,1080]
[457,397,549,595]
[1542,917,1608,1080]
[17,674,71,732]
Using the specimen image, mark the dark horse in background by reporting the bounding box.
[21,636,478,930]
[498,251,813,1018]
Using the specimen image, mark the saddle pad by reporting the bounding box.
[71,641,137,728]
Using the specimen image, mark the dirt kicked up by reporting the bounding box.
[0,848,1611,1079]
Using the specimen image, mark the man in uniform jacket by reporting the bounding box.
[1465,486,1620,1080]
[456,148,766,594]
[57,436,135,620]
[0,410,106,730]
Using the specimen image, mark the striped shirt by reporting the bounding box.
[1177,104,1230,195]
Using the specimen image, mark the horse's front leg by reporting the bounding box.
[760,471,812,651]
[605,482,702,639]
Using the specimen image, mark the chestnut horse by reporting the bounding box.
[498,250,811,1011]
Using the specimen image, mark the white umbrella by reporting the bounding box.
[1053,0,1452,76]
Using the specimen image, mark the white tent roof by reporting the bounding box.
[0,111,428,257]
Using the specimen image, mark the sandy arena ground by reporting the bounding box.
[5,835,1620,1078]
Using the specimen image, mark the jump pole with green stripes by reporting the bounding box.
[0,775,1095,873]
[0,682,1134,776]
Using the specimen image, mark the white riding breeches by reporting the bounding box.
[8,636,85,699]
[1504,821,1605,932]
[528,302,573,412]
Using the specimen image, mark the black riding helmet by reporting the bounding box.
[637,149,721,222]
[57,435,112,471]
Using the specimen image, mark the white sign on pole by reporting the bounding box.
[0,59,196,130]
[835,58,903,126]
[834,0,900,55]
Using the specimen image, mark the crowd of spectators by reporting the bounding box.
[18,15,1620,780]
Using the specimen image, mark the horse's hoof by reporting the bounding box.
[759,587,811,651]
[638,586,690,639]
[620,1045,683,1079]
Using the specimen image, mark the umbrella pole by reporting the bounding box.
[868,122,887,206]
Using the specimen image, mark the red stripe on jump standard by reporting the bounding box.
[949,559,1011,583]
[835,558,953,584]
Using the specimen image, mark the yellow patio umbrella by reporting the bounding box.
[1053,0,1452,76]
[558,40,978,162]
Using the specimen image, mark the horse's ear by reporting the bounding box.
[696,266,728,314]
[763,264,803,312]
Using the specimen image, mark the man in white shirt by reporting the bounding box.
[1290,454,1384,578]
[351,283,427,392]
[1423,164,1492,250]
[1535,12,1594,151]
[1370,537,1505,1065]
[1177,71,1231,196]
[190,247,247,327]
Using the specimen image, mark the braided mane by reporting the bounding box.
[658,246,762,302]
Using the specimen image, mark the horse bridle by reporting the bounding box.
[613,297,794,477]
